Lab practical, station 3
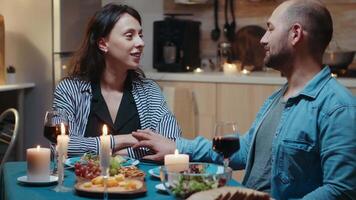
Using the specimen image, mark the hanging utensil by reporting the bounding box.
[228,0,236,41]
[0,15,4,84]
[211,0,220,41]
[223,0,235,42]
[223,0,230,40]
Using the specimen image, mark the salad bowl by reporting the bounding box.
[160,162,232,199]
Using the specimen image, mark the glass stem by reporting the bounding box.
[103,168,109,200]
[223,158,229,172]
[57,154,64,187]
[53,148,57,175]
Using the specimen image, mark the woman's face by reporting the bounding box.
[102,13,144,70]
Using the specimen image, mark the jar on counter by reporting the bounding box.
[217,42,232,71]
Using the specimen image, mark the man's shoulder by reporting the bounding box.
[316,78,355,113]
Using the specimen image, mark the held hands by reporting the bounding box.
[113,134,138,151]
[132,129,176,161]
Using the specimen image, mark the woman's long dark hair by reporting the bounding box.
[69,3,145,82]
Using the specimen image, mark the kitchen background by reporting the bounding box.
[0,0,355,161]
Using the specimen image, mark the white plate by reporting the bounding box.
[155,183,167,192]
[148,166,161,178]
[17,175,58,185]
[64,157,80,168]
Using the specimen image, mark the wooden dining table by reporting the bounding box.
[1,161,240,200]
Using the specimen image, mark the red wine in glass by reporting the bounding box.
[212,136,240,158]
[43,109,69,176]
[43,110,69,143]
[212,121,239,170]
[44,124,69,143]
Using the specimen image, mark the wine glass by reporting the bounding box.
[43,109,68,175]
[212,121,240,171]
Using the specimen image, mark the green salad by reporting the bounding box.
[171,175,219,198]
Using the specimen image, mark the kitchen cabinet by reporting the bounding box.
[156,81,216,139]
[217,84,280,133]
[350,88,356,95]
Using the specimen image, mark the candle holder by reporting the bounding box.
[102,167,110,200]
[100,151,111,200]
[53,153,71,192]
[53,123,71,192]
[100,124,111,200]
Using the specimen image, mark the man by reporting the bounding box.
[133,0,356,199]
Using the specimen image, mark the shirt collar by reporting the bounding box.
[297,66,332,99]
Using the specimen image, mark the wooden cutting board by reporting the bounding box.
[0,15,4,84]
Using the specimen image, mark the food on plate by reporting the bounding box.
[161,163,231,199]
[74,153,143,180]
[74,154,146,195]
[172,175,220,198]
[118,166,145,179]
[76,176,143,191]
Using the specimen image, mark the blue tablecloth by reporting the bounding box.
[1,162,240,200]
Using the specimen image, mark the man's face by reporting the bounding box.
[260,2,293,71]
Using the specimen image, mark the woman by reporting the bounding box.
[52,3,181,159]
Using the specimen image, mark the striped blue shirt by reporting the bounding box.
[52,77,182,159]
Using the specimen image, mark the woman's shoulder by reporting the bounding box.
[132,79,165,103]
[56,77,91,93]
[133,78,161,92]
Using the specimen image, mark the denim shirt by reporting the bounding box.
[177,67,356,200]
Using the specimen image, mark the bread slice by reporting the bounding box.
[187,186,272,200]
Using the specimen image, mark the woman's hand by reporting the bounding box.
[113,134,138,151]
[132,129,176,161]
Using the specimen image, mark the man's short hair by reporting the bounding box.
[284,0,333,56]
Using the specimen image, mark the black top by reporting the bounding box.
[84,81,141,137]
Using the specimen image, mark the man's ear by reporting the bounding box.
[290,23,303,46]
[98,38,108,53]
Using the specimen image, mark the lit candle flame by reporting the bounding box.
[102,124,108,136]
[174,149,179,155]
[241,69,251,75]
[36,145,40,151]
[60,123,65,135]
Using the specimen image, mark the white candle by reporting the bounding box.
[164,149,189,172]
[27,145,50,181]
[223,63,237,74]
[100,124,111,173]
[57,123,69,160]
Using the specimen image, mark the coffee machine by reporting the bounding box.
[153,16,201,72]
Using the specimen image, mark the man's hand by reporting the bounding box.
[132,129,176,161]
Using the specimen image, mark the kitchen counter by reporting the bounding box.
[145,70,356,88]
[0,83,35,92]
